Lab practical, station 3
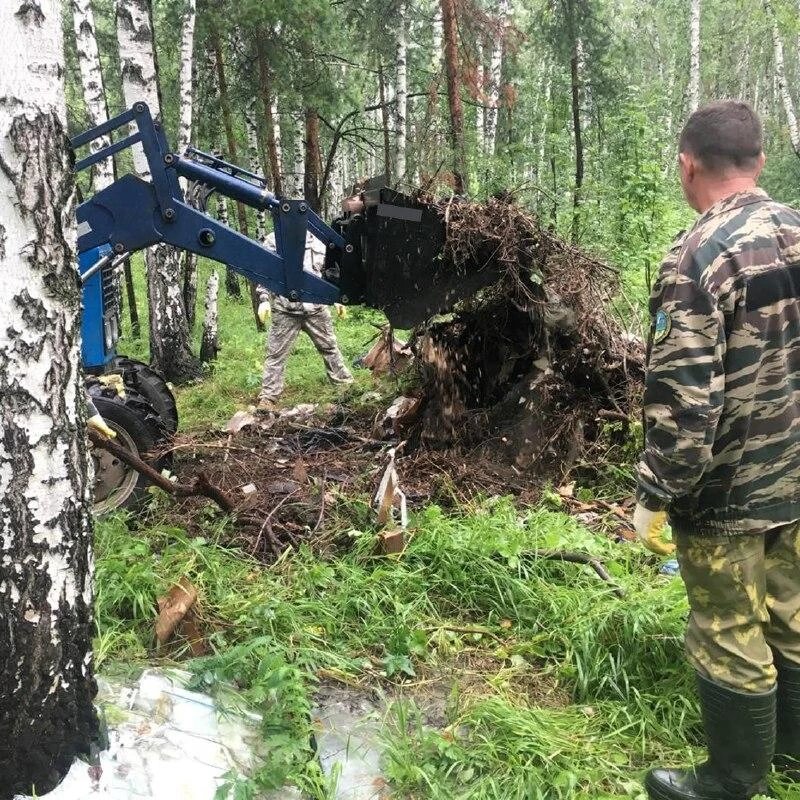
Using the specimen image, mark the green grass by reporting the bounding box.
[102,257,792,799]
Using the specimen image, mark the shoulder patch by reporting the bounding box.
[653,309,671,343]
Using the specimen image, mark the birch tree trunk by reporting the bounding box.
[72,0,114,191]
[688,0,701,113]
[379,61,393,184]
[200,271,220,363]
[765,0,800,157]
[116,0,201,383]
[176,0,197,328]
[176,0,196,157]
[395,0,408,183]
[441,0,468,193]
[485,0,508,156]
[476,42,485,155]
[246,104,268,242]
[290,114,306,198]
[72,0,138,334]
[0,3,98,795]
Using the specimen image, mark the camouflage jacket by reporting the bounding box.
[257,231,327,315]
[635,189,800,535]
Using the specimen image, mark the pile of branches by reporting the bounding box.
[409,195,644,477]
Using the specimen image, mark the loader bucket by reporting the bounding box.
[325,189,503,328]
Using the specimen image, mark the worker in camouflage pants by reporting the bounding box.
[257,231,352,408]
[633,101,800,800]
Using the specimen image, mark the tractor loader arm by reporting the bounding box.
[72,104,491,328]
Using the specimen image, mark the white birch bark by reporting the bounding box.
[395,0,408,183]
[290,113,305,197]
[176,0,196,157]
[245,105,268,243]
[765,0,800,156]
[271,96,283,179]
[116,0,200,382]
[0,1,97,791]
[476,42,485,154]
[688,0,701,113]
[485,0,508,156]
[200,271,220,362]
[72,0,114,191]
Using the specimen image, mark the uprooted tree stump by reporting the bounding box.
[403,194,644,478]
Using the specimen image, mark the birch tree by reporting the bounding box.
[688,0,701,113]
[485,0,508,156]
[178,0,198,328]
[72,0,140,335]
[176,0,197,157]
[116,0,201,382]
[764,0,800,157]
[0,2,98,795]
[72,0,114,191]
[476,42,485,154]
[395,0,408,183]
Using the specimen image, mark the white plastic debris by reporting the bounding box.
[18,669,265,800]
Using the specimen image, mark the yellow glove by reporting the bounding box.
[334,303,348,320]
[87,414,116,439]
[257,300,271,324]
[633,503,674,556]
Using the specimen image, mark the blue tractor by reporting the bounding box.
[72,103,495,511]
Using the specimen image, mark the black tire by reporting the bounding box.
[87,379,170,515]
[111,356,179,434]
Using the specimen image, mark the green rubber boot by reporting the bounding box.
[644,673,775,800]
[775,655,800,779]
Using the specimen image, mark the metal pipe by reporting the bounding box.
[173,156,278,211]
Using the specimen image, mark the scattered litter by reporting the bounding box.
[373,396,422,439]
[223,410,257,434]
[155,577,198,647]
[360,326,413,375]
[17,670,267,800]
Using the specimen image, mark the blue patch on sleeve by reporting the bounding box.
[653,309,671,343]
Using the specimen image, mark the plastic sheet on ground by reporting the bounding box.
[18,669,265,800]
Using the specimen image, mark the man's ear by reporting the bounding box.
[678,151,695,181]
[754,151,766,178]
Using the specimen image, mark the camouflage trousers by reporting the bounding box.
[676,523,800,693]
[260,307,352,402]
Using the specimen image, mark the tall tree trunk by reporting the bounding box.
[255,32,283,196]
[476,42,485,155]
[378,61,393,184]
[765,0,800,157]
[200,271,220,362]
[485,0,507,156]
[565,0,583,242]
[688,0,701,113]
[116,0,201,383]
[441,0,468,193]
[0,3,98,795]
[176,0,196,157]
[72,0,137,333]
[304,108,322,212]
[72,1,114,191]
[176,0,197,328]
[246,103,269,242]
[395,0,408,183]
[291,114,306,198]
[212,30,261,327]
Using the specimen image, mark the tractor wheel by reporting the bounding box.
[111,356,179,434]
[88,380,170,515]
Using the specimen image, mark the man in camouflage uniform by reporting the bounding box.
[257,230,353,408]
[633,101,800,799]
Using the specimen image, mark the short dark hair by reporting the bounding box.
[679,101,763,172]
